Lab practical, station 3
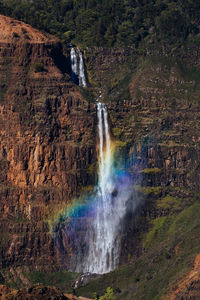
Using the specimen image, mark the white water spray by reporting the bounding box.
[78,49,86,87]
[70,47,86,87]
[70,48,78,77]
[82,103,133,274]
[53,101,138,274]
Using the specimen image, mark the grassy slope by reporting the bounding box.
[76,201,200,299]
[4,195,199,299]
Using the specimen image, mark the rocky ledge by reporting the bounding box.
[0,283,92,300]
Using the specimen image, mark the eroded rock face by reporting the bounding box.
[83,45,200,266]
[0,14,96,271]
[1,15,200,296]
[0,14,56,44]
[0,283,80,300]
[168,254,200,300]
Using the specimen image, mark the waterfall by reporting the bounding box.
[78,49,86,87]
[70,47,78,84]
[70,47,86,87]
[52,101,138,274]
[82,103,133,274]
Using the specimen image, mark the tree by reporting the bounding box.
[117,21,136,45]
[99,287,116,300]
[63,30,74,43]
[155,6,189,41]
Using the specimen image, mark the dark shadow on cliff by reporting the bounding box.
[49,43,71,75]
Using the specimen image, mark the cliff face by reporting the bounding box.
[85,44,200,195]
[1,13,200,299]
[0,14,97,271]
[75,46,200,298]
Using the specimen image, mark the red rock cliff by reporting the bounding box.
[0,14,96,271]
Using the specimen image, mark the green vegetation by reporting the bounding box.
[2,268,78,292]
[0,0,199,47]
[99,287,116,300]
[80,185,94,194]
[76,202,200,299]
[143,216,167,248]
[0,58,11,103]
[13,32,19,38]
[141,168,161,174]
[34,63,45,73]
[157,195,182,211]
[0,83,7,102]
[114,140,127,150]
[113,140,127,165]
[88,163,97,175]
[0,184,15,191]
[112,128,123,139]
[79,87,96,103]
[135,185,162,196]
[0,2,200,300]
[25,270,77,292]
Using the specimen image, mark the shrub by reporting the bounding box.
[13,32,19,38]
[63,30,74,43]
[24,34,30,40]
[99,287,116,300]
[34,63,45,73]
[21,27,27,34]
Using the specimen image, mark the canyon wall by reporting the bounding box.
[83,44,200,266]
[1,13,200,299]
[0,14,97,272]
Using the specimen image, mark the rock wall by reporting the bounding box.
[83,44,200,266]
[1,13,200,284]
[0,15,97,271]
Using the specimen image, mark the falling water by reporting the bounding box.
[70,48,78,84]
[82,103,133,274]
[78,49,86,87]
[70,47,86,87]
[50,101,138,274]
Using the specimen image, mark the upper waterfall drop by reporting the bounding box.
[78,48,86,87]
[70,47,78,84]
[70,47,86,87]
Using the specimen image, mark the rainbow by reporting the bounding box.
[47,103,136,274]
[47,136,116,233]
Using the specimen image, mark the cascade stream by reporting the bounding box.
[52,67,137,274]
[82,103,133,274]
[70,47,86,87]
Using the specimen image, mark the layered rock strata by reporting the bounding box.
[0,14,96,271]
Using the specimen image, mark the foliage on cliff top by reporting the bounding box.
[0,0,199,47]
